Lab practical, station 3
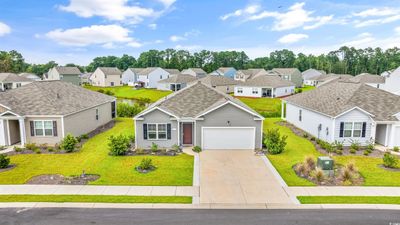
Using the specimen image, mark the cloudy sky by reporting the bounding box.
[0,0,399,65]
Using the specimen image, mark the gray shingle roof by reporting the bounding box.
[19,73,40,80]
[98,67,122,75]
[183,68,206,75]
[218,67,236,73]
[237,69,268,80]
[164,69,180,74]
[127,68,144,74]
[302,69,326,79]
[141,82,261,118]
[198,75,240,86]
[350,73,385,84]
[238,75,295,88]
[55,66,81,75]
[284,81,400,121]
[138,67,159,75]
[0,73,33,82]
[158,74,198,84]
[0,80,115,116]
[272,68,299,75]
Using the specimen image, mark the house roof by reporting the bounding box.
[314,74,353,86]
[0,73,33,82]
[80,73,92,78]
[198,75,240,86]
[127,68,144,74]
[19,73,40,80]
[302,68,326,79]
[98,67,122,75]
[183,68,206,75]
[164,69,180,74]
[237,69,268,80]
[218,67,236,73]
[138,82,262,118]
[0,80,115,116]
[158,74,198,84]
[272,68,299,75]
[137,67,159,75]
[54,66,81,75]
[238,75,295,88]
[350,73,385,84]
[284,81,400,121]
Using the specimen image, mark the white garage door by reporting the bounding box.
[202,127,255,150]
[395,127,400,147]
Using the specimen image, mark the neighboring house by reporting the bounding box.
[315,74,353,87]
[282,81,400,148]
[0,81,116,146]
[19,73,41,81]
[270,68,303,88]
[234,76,295,98]
[137,67,170,88]
[121,68,144,86]
[379,66,400,95]
[350,73,385,88]
[47,66,81,85]
[134,82,264,150]
[234,69,268,82]
[157,74,198,91]
[210,67,237,79]
[181,68,207,78]
[164,69,180,75]
[91,67,123,87]
[302,69,326,86]
[197,75,240,93]
[0,73,33,91]
[80,73,92,85]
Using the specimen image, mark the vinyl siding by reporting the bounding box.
[234,87,262,98]
[274,86,295,97]
[61,74,80,86]
[147,68,169,88]
[121,69,136,84]
[25,117,63,145]
[105,74,122,87]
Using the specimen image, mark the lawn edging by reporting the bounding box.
[297,196,400,205]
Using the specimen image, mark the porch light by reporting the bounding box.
[227,121,231,126]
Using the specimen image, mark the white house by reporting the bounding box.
[181,68,207,78]
[302,69,326,86]
[121,68,144,86]
[137,67,171,88]
[0,73,33,91]
[157,74,197,91]
[234,69,268,82]
[197,75,240,93]
[378,67,400,95]
[234,76,295,98]
[19,73,41,81]
[91,67,123,87]
[210,67,237,79]
[282,81,400,148]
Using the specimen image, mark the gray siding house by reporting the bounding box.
[270,68,303,88]
[47,66,81,85]
[0,81,116,146]
[157,74,197,91]
[134,82,264,150]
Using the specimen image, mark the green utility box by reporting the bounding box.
[317,156,334,170]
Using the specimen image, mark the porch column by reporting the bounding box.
[281,101,285,120]
[18,118,26,146]
[271,88,274,98]
[370,122,376,145]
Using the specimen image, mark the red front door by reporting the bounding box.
[183,123,193,145]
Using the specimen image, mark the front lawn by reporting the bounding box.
[236,97,282,117]
[84,86,171,102]
[0,195,192,204]
[264,118,400,186]
[298,196,400,205]
[0,118,193,186]
[296,85,315,93]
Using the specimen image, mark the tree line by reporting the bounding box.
[1,46,400,77]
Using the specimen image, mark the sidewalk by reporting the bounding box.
[286,186,400,196]
[0,185,199,197]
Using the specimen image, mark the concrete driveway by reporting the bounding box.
[200,150,293,204]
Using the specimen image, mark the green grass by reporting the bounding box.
[298,196,400,204]
[264,118,400,186]
[84,85,171,102]
[0,118,194,186]
[236,97,282,117]
[296,85,316,93]
[0,195,192,204]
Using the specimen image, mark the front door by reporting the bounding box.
[183,123,193,145]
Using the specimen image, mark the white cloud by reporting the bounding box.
[354,15,400,28]
[396,27,400,35]
[127,41,143,48]
[157,0,176,8]
[304,15,333,30]
[175,44,202,51]
[278,33,309,44]
[148,23,157,30]
[170,29,200,42]
[59,0,155,23]
[220,4,260,21]
[351,7,400,28]
[353,7,399,17]
[339,32,400,49]
[341,33,374,47]
[170,35,185,42]
[45,24,132,47]
[0,22,11,36]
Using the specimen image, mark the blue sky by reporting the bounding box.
[0,0,399,65]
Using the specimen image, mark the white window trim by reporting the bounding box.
[33,120,54,137]
[95,108,99,120]
[252,88,258,94]
[237,87,243,93]
[343,122,363,138]
[147,123,168,141]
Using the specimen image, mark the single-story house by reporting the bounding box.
[301,69,326,86]
[121,68,144,86]
[234,69,268,82]
[350,73,385,88]
[157,74,198,91]
[234,76,295,98]
[91,67,122,87]
[47,66,81,85]
[164,69,180,75]
[134,82,264,150]
[0,73,33,91]
[282,81,400,148]
[19,73,41,81]
[197,75,240,93]
[314,74,353,87]
[210,67,237,79]
[270,68,303,88]
[0,80,116,146]
[181,68,207,78]
[379,66,400,95]
[137,67,170,88]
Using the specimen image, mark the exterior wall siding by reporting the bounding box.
[90,69,106,86]
[234,86,262,98]
[61,74,80,86]
[147,68,169,88]
[379,68,400,95]
[334,109,373,146]
[25,117,63,145]
[274,86,295,97]
[105,74,122,87]
[122,69,136,85]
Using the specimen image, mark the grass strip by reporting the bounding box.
[298,196,400,204]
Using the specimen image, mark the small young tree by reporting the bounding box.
[60,134,78,153]
[108,134,130,156]
[383,152,399,168]
[264,128,287,154]
[0,154,10,169]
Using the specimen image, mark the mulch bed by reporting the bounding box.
[378,164,400,172]
[0,164,16,173]
[126,149,181,156]
[135,166,156,174]
[278,121,384,157]
[26,174,100,185]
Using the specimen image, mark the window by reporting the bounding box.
[299,110,302,121]
[96,108,99,120]
[148,124,157,139]
[160,75,162,79]
[343,122,353,137]
[252,88,258,94]
[237,88,243,93]
[147,123,168,140]
[353,122,363,137]
[158,124,167,139]
[111,102,116,118]
[16,83,21,88]
[34,121,53,136]
[283,75,289,80]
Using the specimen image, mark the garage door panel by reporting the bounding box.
[202,127,255,150]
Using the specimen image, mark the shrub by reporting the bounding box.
[60,134,78,153]
[97,89,104,93]
[0,154,10,169]
[349,149,356,154]
[137,158,154,171]
[367,143,374,152]
[81,134,89,139]
[312,168,325,183]
[341,168,353,183]
[47,147,55,152]
[76,136,82,143]
[383,153,399,168]
[135,148,145,155]
[117,103,144,117]
[394,146,399,152]
[264,128,287,155]
[105,90,114,96]
[192,146,202,153]
[305,156,316,170]
[151,143,158,152]
[333,140,344,150]
[137,98,151,107]
[345,163,356,172]
[171,144,180,152]
[350,140,360,151]
[296,163,309,177]
[335,150,343,155]
[14,146,23,152]
[303,133,308,138]
[128,135,135,143]
[108,134,130,156]
[25,143,36,150]
[33,147,41,154]
[310,136,316,141]
[363,150,369,156]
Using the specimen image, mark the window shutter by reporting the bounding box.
[339,122,344,138]
[167,124,171,140]
[362,122,366,138]
[30,121,35,136]
[143,123,147,140]
[53,121,58,137]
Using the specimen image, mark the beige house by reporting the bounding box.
[0,73,33,91]
[0,81,116,146]
[91,67,123,87]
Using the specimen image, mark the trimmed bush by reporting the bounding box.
[363,150,369,156]
[394,146,399,152]
[312,168,325,183]
[0,154,10,169]
[117,103,144,117]
[335,150,343,155]
[192,146,202,153]
[383,153,399,168]
[264,128,287,155]
[333,140,344,150]
[350,140,360,151]
[137,158,154,171]
[151,143,158,152]
[60,134,78,153]
[25,143,36,150]
[108,134,130,156]
[350,149,356,154]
